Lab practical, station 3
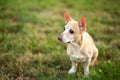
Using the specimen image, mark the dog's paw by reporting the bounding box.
[68,69,76,74]
[84,71,89,76]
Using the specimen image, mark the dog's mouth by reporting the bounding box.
[59,39,71,43]
[67,41,71,43]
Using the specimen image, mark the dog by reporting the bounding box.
[58,10,98,76]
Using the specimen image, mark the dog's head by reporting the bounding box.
[58,10,87,44]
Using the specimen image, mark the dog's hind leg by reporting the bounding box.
[90,48,98,66]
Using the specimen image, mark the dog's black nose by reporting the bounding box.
[58,35,62,41]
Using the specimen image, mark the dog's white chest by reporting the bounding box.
[70,51,88,62]
[67,43,88,62]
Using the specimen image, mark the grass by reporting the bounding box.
[0,0,120,80]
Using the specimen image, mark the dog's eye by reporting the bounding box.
[69,29,74,34]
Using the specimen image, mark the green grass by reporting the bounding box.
[0,0,120,80]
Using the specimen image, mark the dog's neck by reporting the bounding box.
[77,34,83,46]
[70,34,83,48]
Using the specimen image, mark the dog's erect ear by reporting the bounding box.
[78,16,86,31]
[64,10,71,23]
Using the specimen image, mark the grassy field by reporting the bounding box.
[0,0,120,80]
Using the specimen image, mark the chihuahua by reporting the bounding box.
[58,10,98,75]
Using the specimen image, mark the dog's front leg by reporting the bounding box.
[68,59,78,74]
[83,58,91,76]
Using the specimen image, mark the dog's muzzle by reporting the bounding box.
[58,35,71,43]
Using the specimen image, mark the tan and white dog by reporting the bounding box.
[58,10,98,75]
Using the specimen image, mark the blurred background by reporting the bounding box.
[0,0,120,79]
